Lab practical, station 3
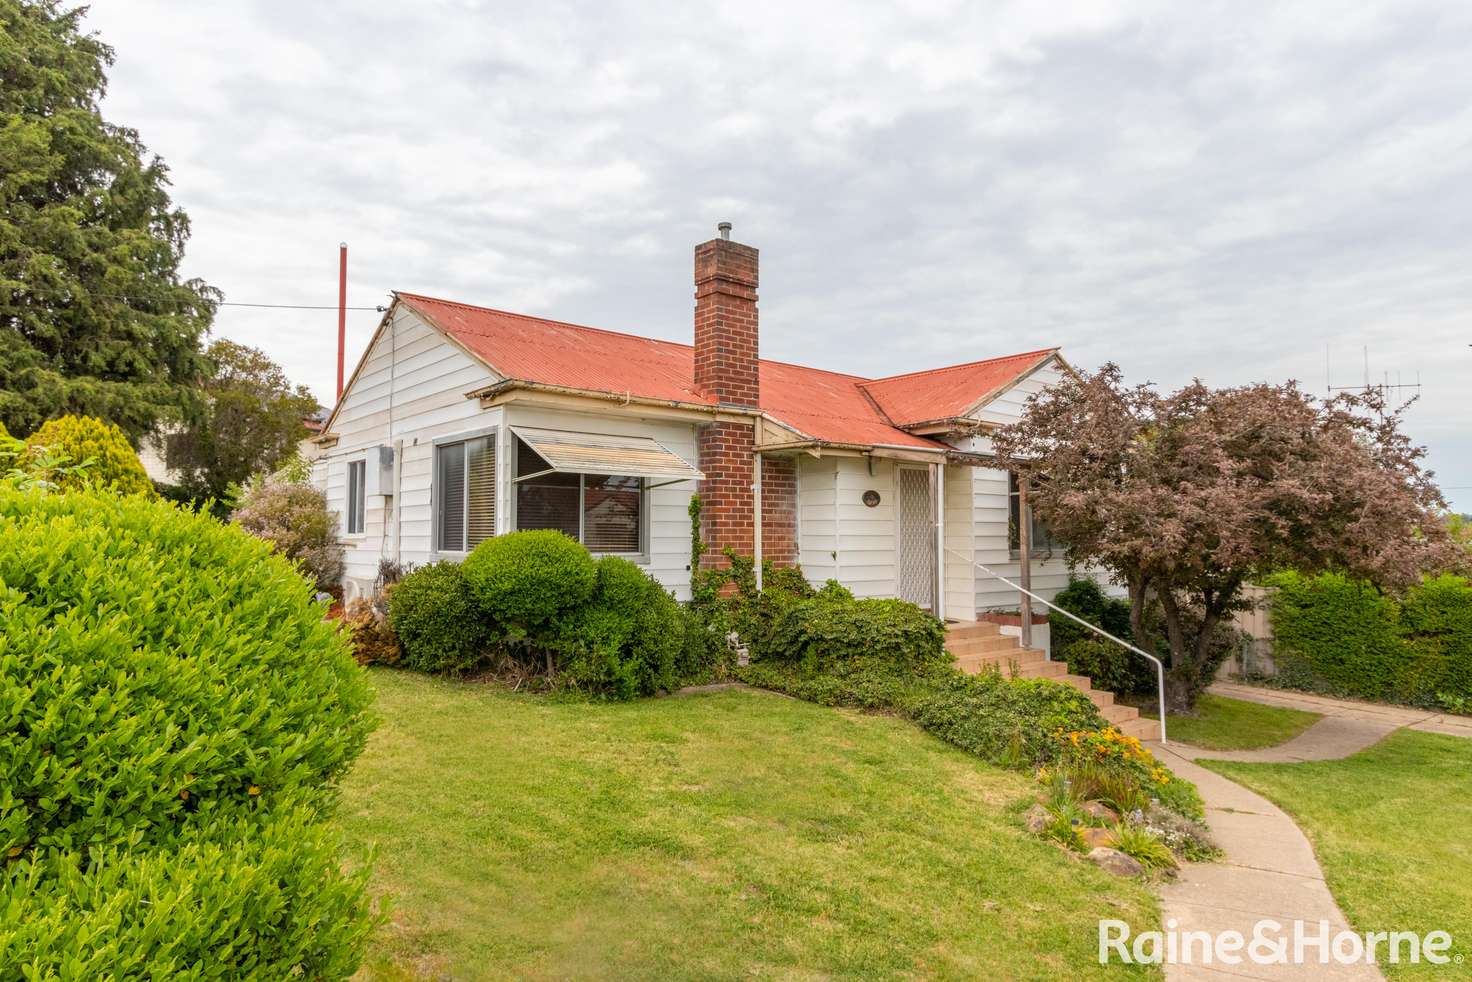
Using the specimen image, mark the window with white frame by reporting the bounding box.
[515,438,642,554]
[435,435,496,552]
[346,459,366,534]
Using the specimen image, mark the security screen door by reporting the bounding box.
[897,466,935,611]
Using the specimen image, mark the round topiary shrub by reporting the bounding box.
[24,414,153,495]
[551,556,685,698]
[234,478,345,593]
[461,529,597,628]
[0,486,376,975]
[388,561,487,674]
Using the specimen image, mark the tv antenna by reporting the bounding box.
[1325,344,1421,399]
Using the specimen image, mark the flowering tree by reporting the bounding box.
[992,364,1463,710]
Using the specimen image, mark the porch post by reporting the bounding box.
[1019,476,1034,651]
[933,461,945,621]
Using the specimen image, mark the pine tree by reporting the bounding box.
[0,0,217,441]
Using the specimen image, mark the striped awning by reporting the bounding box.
[511,426,704,482]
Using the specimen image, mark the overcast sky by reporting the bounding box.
[84,1,1471,510]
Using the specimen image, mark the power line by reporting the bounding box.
[15,291,386,312]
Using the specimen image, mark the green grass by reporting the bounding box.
[1138,693,1320,750]
[1206,731,1472,978]
[342,670,1160,980]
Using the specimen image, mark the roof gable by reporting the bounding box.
[858,349,1059,427]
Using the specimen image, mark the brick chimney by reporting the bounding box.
[693,222,759,407]
[694,223,760,570]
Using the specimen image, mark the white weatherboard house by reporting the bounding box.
[312,227,1108,638]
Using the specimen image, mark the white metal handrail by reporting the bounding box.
[944,548,1167,743]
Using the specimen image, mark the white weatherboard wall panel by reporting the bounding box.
[311,307,499,598]
[796,455,898,600]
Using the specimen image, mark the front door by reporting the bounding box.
[896,465,935,611]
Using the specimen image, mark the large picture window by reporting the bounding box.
[1008,471,1061,556]
[515,438,642,554]
[346,459,366,535]
[436,435,496,553]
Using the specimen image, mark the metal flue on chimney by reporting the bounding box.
[717,221,732,240]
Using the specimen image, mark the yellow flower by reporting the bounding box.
[248,785,261,796]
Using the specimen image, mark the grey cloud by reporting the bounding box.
[85,0,1472,507]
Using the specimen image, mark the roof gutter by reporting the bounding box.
[468,378,764,418]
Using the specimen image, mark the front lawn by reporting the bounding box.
[1139,693,1320,750]
[1206,730,1472,978]
[342,671,1159,979]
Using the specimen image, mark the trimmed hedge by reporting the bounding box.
[461,529,596,628]
[1267,570,1472,708]
[389,561,486,674]
[0,487,376,976]
[761,596,947,672]
[551,556,686,699]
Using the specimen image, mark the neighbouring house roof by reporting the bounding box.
[857,349,1060,428]
[389,292,1054,452]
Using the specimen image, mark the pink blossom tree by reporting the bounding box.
[992,364,1463,710]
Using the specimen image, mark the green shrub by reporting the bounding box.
[912,671,1106,768]
[762,596,947,672]
[388,561,487,674]
[1050,577,1132,651]
[1048,578,1160,696]
[1399,574,1472,699]
[462,530,596,629]
[551,556,686,699]
[1266,570,1472,706]
[1059,637,1156,696]
[5,806,376,978]
[233,479,345,593]
[24,414,153,495]
[0,487,376,975]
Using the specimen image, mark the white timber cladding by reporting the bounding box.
[796,455,898,600]
[942,463,977,621]
[312,306,501,597]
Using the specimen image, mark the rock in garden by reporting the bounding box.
[1087,847,1144,877]
[1082,800,1119,823]
[1023,803,1050,834]
[1078,826,1118,850]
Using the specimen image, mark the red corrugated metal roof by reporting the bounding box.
[859,349,1059,426]
[396,292,1048,451]
[398,293,715,406]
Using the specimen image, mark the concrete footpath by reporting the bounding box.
[1145,686,1471,980]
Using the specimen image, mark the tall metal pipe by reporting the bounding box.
[336,242,347,399]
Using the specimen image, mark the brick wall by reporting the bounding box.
[761,456,798,566]
[697,421,755,568]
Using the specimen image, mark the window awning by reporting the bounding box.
[511,426,705,482]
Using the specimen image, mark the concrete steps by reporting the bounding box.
[946,621,1156,741]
